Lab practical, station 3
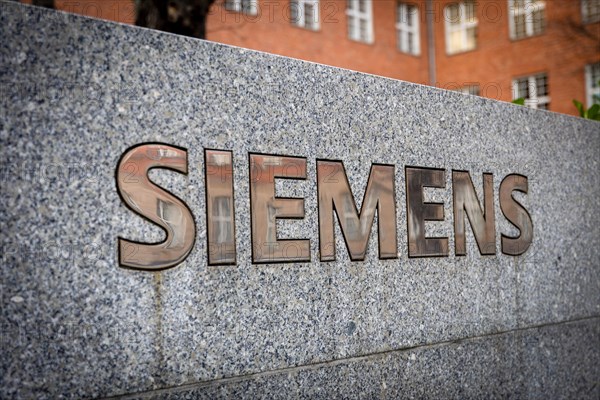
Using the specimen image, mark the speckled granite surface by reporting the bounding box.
[0,1,599,398]
[122,318,600,399]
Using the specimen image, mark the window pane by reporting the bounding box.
[242,0,252,14]
[517,78,528,98]
[348,16,356,38]
[532,8,545,35]
[407,5,415,27]
[397,30,404,51]
[530,0,543,7]
[515,13,527,38]
[536,74,548,96]
[359,0,367,13]
[449,30,462,53]
[213,198,233,243]
[527,79,535,99]
[458,85,480,95]
[466,27,477,50]
[291,0,299,23]
[225,0,239,11]
[447,4,460,25]
[305,4,313,27]
[585,0,600,23]
[359,18,368,40]
[465,1,476,22]
[591,63,600,88]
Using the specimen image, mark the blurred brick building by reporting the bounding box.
[21,0,600,116]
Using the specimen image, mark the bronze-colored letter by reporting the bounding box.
[249,153,310,263]
[405,167,448,257]
[499,174,533,255]
[116,143,196,270]
[205,149,236,265]
[452,171,496,255]
[317,161,397,261]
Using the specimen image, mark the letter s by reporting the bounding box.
[499,174,533,256]
[116,143,196,270]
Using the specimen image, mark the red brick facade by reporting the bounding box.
[21,0,600,116]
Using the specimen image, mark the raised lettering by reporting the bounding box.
[317,161,397,261]
[116,143,196,270]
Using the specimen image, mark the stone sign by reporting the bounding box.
[1,2,598,398]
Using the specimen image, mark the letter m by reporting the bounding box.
[317,160,397,261]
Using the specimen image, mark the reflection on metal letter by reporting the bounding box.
[205,149,236,265]
[499,174,533,255]
[116,143,196,270]
[249,153,310,263]
[405,167,449,257]
[452,171,496,255]
[317,161,397,261]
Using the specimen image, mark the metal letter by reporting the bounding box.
[499,174,533,255]
[405,167,449,257]
[249,153,310,263]
[452,171,496,255]
[116,143,196,270]
[317,161,397,261]
[205,149,236,265]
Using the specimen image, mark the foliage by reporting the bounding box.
[573,100,600,121]
[135,0,215,39]
[511,98,525,105]
[573,79,600,121]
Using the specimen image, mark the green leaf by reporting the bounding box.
[512,97,525,106]
[573,99,585,117]
[587,104,600,121]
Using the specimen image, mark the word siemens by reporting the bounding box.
[116,143,532,270]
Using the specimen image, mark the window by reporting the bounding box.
[582,0,600,23]
[343,194,359,241]
[456,85,480,96]
[444,1,478,55]
[508,0,546,39]
[291,0,320,30]
[225,0,257,15]
[212,197,234,244]
[512,73,550,110]
[396,3,420,55]
[347,0,374,43]
[585,63,600,107]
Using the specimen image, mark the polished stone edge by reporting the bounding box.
[113,317,600,400]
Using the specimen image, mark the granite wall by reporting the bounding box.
[1,1,599,398]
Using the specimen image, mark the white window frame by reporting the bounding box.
[512,73,550,110]
[508,0,546,39]
[585,63,600,107]
[396,3,420,55]
[581,0,600,24]
[444,1,478,55]
[346,0,374,44]
[291,0,320,30]
[225,0,258,15]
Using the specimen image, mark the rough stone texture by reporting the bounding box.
[123,318,600,400]
[0,1,598,399]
